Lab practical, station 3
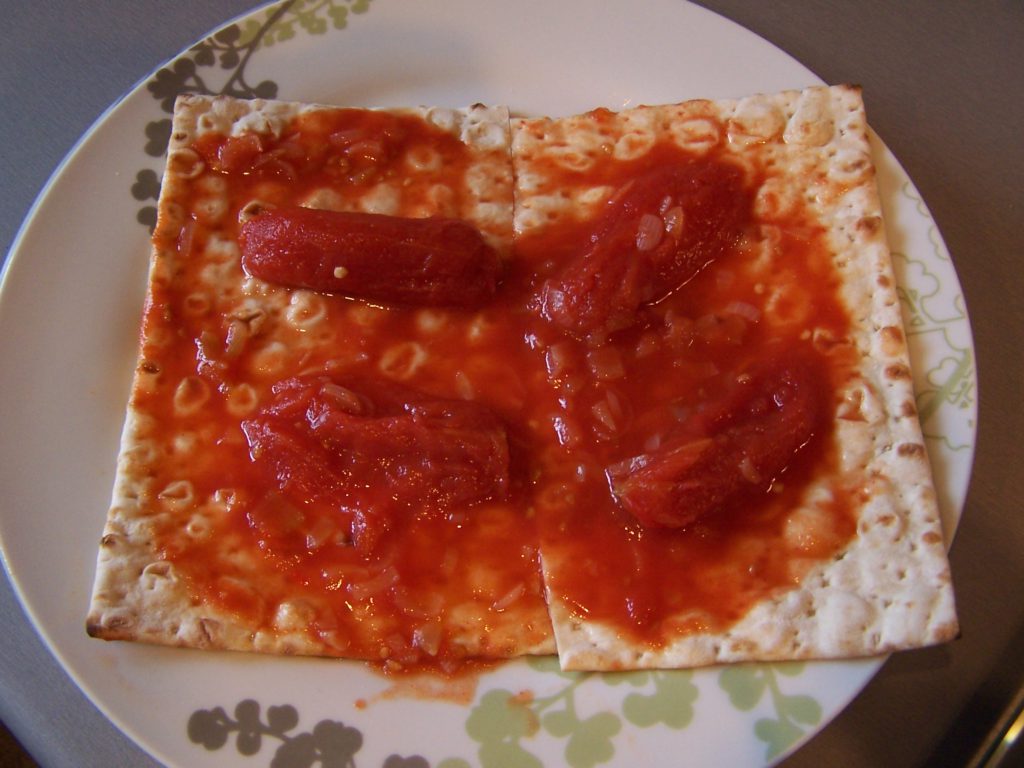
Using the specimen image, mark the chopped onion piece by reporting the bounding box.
[643,432,663,452]
[319,382,365,414]
[723,300,762,322]
[635,331,661,358]
[491,582,526,612]
[586,346,625,380]
[738,455,763,484]
[346,565,399,602]
[224,319,249,358]
[552,415,581,447]
[716,269,736,290]
[635,213,664,251]
[592,399,619,434]
[545,342,575,378]
[604,388,626,421]
[663,206,685,239]
[412,622,443,656]
[304,515,343,550]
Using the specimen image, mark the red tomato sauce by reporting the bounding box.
[138,108,859,665]
[141,109,552,669]
[510,142,859,645]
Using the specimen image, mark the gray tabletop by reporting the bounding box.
[2,2,1021,766]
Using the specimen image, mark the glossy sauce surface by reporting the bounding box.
[139,107,858,665]
[511,141,857,644]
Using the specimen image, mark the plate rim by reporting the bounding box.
[0,1,976,766]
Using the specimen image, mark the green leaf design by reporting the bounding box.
[298,12,329,35]
[187,706,231,750]
[130,170,161,202]
[329,5,350,28]
[383,756,430,768]
[463,667,699,767]
[266,704,300,733]
[602,669,651,688]
[213,24,242,45]
[894,253,934,328]
[273,23,297,43]
[565,712,621,768]
[754,716,804,760]
[136,206,158,229]
[782,694,823,726]
[466,690,538,743]
[772,661,805,678]
[144,120,173,157]
[542,709,578,738]
[622,671,697,729]
[718,663,822,760]
[917,342,975,426]
[238,19,264,46]
[525,654,581,680]
[479,740,545,768]
[525,655,561,674]
[233,699,263,755]
[187,699,369,766]
[893,251,966,340]
[718,665,766,711]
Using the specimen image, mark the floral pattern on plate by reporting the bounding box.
[0,1,973,767]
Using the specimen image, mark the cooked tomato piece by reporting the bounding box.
[241,374,510,551]
[240,207,501,307]
[537,159,753,338]
[209,133,265,174]
[607,347,827,528]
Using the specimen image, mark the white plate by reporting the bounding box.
[0,1,976,766]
